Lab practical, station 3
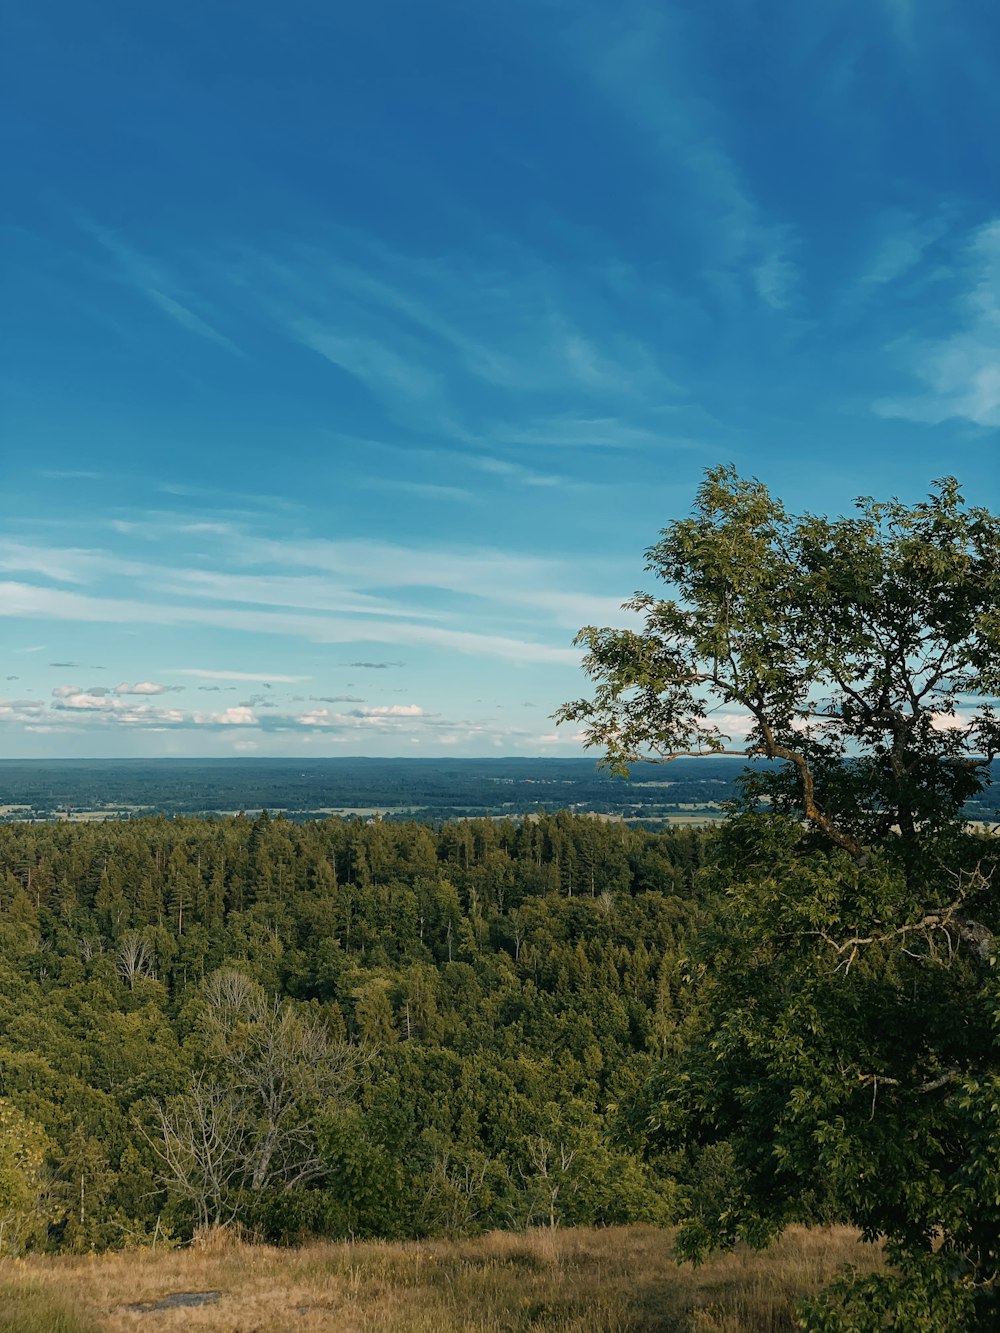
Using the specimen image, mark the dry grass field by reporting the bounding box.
[0,1225,881,1333]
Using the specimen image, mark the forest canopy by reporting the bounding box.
[0,810,706,1251]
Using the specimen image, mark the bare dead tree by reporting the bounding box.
[200,965,258,1019]
[519,1135,578,1229]
[146,1075,249,1230]
[79,935,103,963]
[147,969,369,1228]
[116,931,152,990]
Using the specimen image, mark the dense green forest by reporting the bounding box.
[0,810,712,1252]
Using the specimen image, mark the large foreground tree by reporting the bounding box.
[557,467,1000,1329]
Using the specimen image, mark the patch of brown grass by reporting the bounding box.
[0,1225,882,1332]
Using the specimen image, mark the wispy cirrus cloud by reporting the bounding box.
[486,415,706,451]
[0,540,145,585]
[0,580,584,664]
[79,218,240,352]
[362,439,572,492]
[857,211,949,289]
[170,668,312,683]
[875,219,1000,426]
[562,2,800,312]
[752,241,800,312]
[358,478,478,504]
[293,323,443,404]
[0,511,632,661]
[153,568,446,621]
[461,455,562,489]
[240,533,606,613]
[226,225,682,449]
[36,469,104,481]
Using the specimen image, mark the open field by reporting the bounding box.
[0,1226,882,1333]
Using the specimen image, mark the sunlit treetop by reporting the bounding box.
[557,466,1000,862]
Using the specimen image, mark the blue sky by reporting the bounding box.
[3,0,998,758]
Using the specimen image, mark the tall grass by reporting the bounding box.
[0,1284,101,1333]
[0,1225,882,1332]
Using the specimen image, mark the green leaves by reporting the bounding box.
[558,468,1000,863]
[0,1101,58,1255]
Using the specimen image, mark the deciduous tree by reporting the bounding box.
[0,1100,57,1254]
[558,468,1000,1328]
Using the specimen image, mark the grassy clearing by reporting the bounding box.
[0,1225,882,1332]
